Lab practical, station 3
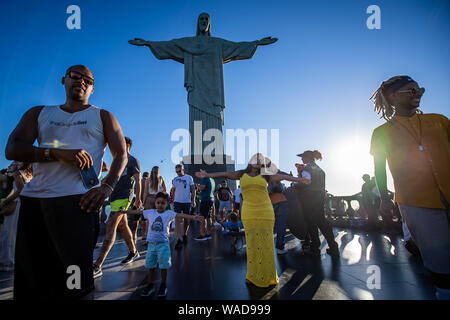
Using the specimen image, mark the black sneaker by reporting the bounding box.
[183,235,188,243]
[121,250,140,264]
[175,239,183,249]
[141,283,155,297]
[194,235,208,241]
[303,247,320,257]
[93,264,102,278]
[405,240,421,257]
[157,283,167,298]
[301,243,311,252]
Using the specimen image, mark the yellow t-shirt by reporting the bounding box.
[370,113,450,209]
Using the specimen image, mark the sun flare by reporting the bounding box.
[331,137,374,193]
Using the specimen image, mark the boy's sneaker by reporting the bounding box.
[194,235,208,241]
[157,283,167,298]
[277,248,288,255]
[141,283,155,297]
[93,264,102,278]
[175,239,183,249]
[121,250,140,264]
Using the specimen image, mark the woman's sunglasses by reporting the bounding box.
[396,87,425,96]
[66,71,95,85]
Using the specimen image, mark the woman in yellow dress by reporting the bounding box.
[196,153,310,287]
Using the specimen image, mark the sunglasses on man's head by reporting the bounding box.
[396,87,425,96]
[66,71,95,85]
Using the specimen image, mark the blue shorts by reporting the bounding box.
[145,242,171,269]
[219,200,232,212]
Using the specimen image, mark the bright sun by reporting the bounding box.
[326,136,396,196]
[335,138,373,175]
[328,137,374,195]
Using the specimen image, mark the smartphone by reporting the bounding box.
[79,166,99,190]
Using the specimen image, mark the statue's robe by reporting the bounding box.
[147,36,258,144]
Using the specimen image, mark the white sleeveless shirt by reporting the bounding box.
[21,105,106,198]
[148,177,164,195]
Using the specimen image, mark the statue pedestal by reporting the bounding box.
[182,154,236,190]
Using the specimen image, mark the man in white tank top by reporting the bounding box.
[5,65,128,299]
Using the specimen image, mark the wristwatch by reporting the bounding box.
[44,148,54,161]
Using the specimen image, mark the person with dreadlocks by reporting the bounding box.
[369,75,450,300]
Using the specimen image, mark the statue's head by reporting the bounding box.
[196,12,211,36]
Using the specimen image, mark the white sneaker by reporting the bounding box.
[277,248,288,255]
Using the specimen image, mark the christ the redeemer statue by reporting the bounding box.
[129,12,277,158]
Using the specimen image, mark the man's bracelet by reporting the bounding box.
[102,182,114,193]
[44,148,54,161]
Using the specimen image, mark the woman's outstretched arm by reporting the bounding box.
[195,169,241,181]
[269,173,311,185]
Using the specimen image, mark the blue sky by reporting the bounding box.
[1,0,449,195]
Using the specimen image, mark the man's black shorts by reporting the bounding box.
[14,195,95,299]
[200,200,213,218]
[174,202,191,215]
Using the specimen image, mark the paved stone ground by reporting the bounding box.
[0,222,436,300]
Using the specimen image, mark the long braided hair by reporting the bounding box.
[369,75,423,121]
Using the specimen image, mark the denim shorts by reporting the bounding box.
[145,241,171,269]
[219,200,232,212]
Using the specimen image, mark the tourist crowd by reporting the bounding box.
[0,66,448,300]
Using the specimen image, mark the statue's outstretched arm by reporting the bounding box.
[128,38,150,46]
[255,37,278,46]
[128,37,184,63]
